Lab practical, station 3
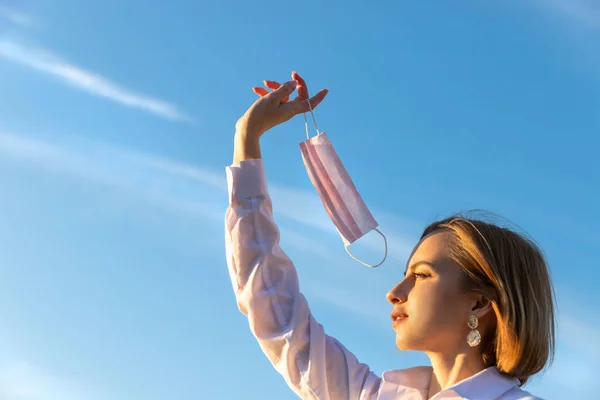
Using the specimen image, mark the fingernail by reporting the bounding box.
[287,80,297,87]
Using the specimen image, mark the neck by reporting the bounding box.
[425,350,486,398]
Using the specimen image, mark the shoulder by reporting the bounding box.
[499,385,544,400]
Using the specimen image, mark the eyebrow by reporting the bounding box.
[403,261,436,276]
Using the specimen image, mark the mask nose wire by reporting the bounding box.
[303,99,320,140]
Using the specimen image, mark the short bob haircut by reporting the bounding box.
[421,215,555,386]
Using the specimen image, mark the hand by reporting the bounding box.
[235,71,328,141]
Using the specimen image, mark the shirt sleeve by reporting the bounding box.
[224,159,381,400]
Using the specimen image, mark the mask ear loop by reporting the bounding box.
[303,100,386,268]
[303,99,321,140]
[344,228,388,268]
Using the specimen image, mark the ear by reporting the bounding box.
[469,293,493,319]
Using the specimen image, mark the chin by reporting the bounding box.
[395,336,418,351]
[394,329,428,351]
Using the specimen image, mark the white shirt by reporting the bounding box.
[224,159,542,400]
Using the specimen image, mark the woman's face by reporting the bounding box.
[386,231,478,353]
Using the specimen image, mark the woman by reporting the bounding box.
[224,72,555,399]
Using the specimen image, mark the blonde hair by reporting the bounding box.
[421,214,555,386]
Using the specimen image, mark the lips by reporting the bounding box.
[390,311,408,326]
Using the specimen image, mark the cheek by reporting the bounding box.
[395,286,466,351]
[410,283,464,329]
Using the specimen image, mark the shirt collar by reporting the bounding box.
[382,366,520,399]
[448,367,520,399]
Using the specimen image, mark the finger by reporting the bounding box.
[292,71,309,99]
[268,80,297,103]
[264,80,290,103]
[288,89,328,115]
[253,87,270,97]
[264,80,281,90]
[291,93,308,102]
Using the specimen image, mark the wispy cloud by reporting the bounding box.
[304,281,390,328]
[523,0,600,32]
[529,311,600,396]
[533,0,600,30]
[555,288,600,359]
[0,361,117,400]
[560,315,600,357]
[3,132,598,397]
[0,7,34,27]
[0,41,191,122]
[0,131,218,220]
[270,184,414,263]
[0,360,136,400]
[0,131,414,262]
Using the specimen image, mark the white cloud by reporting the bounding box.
[532,325,600,396]
[534,0,600,30]
[0,361,134,400]
[0,131,415,262]
[270,185,414,263]
[0,41,191,122]
[526,291,600,395]
[2,131,599,397]
[0,131,218,220]
[0,7,33,27]
[304,281,389,327]
[279,227,339,262]
[557,309,600,359]
[0,362,95,400]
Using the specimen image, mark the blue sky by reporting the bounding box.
[0,0,598,399]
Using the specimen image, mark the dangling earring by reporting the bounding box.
[467,315,481,347]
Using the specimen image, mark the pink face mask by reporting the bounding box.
[298,102,387,268]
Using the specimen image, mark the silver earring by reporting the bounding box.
[467,315,481,347]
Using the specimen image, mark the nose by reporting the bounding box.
[386,282,407,305]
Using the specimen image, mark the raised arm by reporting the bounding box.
[224,74,381,399]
